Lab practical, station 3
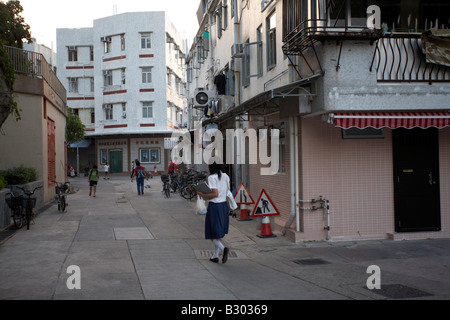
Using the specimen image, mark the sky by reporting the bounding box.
[18,0,200,52]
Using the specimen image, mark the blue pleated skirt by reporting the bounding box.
[205,201,229,240]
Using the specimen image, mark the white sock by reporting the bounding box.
[212,246,221,259]
[213,239,225,252]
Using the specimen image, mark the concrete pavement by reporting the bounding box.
[0,175,449,301]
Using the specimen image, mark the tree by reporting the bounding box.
[66,109,86,146]
[0,0,31,128]
[0,0,31,48]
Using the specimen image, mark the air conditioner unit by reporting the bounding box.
[231,43,245,58]
[193,89,215,108]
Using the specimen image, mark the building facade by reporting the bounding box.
[186,0,450,242]
[57,12,187,174]
[0,45,68,204]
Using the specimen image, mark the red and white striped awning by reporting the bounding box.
[327,112,450,129]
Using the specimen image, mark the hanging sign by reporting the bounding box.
[234,183,255,205]
[251,189,280,217]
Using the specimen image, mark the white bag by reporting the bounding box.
[226,190,238,210]
[196,196,207,215]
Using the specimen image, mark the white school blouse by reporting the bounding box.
[207,172,230,203]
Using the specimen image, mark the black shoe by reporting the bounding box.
[222,247,229,264]
[209,258,219,263]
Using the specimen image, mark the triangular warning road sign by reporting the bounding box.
[251,189,280,217]
[234,183,255,205]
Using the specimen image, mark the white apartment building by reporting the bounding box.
[57,12,186,174]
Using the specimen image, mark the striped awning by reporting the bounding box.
[327,112,450,129]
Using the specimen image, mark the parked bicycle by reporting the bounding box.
[179,170,208,201]
[52,180,70,212]
[161,175,171,198]
[16,186,42,230]
[5,191,24,229]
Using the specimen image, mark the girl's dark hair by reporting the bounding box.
[135,160,140,166]
[209,162,224,180]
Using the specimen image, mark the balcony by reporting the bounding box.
[4,45,66,102]
[370,33,450,83]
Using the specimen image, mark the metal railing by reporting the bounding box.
[4,45,67,101]
[370,35,450,83]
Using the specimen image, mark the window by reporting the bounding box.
[118,103,125,119]
[121,34,126,50]
[90,77,94,92]
[257,25,264,77]
[121,68,126,85]
[141,33,152,49]
[167,70,172,86]
[100,149,107,165]
[140,148,160,164]
[68,77,78,93]
[90,108,95,124]
[279,122,286,173]
[142,101,153,118]
[266,10,277,69]
[103,70,113,86]
[104,104,113,120]
[90,46,94,61]
[142,67,152,83]
[243,39,251,87]
[68,46,77,62]
[223,0,228,30]
[217,4,223,38]
[103,37,112,53]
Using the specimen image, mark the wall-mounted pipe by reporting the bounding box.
[298,196,331,241]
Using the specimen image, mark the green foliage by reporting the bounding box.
[0,40,21,122]
[0,0,30,126]
[0,165,38,185]
[66,108,85,146]
[0,175,6,190]
[0,0,32,48]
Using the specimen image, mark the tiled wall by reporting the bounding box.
[248,115,450,241]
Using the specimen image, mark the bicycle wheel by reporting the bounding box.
[12,208,23,229]
[188,187,197,200]
[165,184,171,198]
[26,209,31,230]
[60,196,66,212]
[180,186,190,199]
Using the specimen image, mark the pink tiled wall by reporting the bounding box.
[299,116,395,240]
[248,115,450,242]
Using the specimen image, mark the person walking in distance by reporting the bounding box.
[88,165,99,197]
[197,162,231,264]
[131,160,148,195]
[103,162,110,179]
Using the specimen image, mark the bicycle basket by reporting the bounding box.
[55,185,60,194]
[6,196,23,210]
[23,197,37,210]
[161,174,169,182]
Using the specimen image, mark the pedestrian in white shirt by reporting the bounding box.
[197,162,231,264]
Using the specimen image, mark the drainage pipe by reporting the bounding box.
[282,116,297,235]
[294,117,300,232]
